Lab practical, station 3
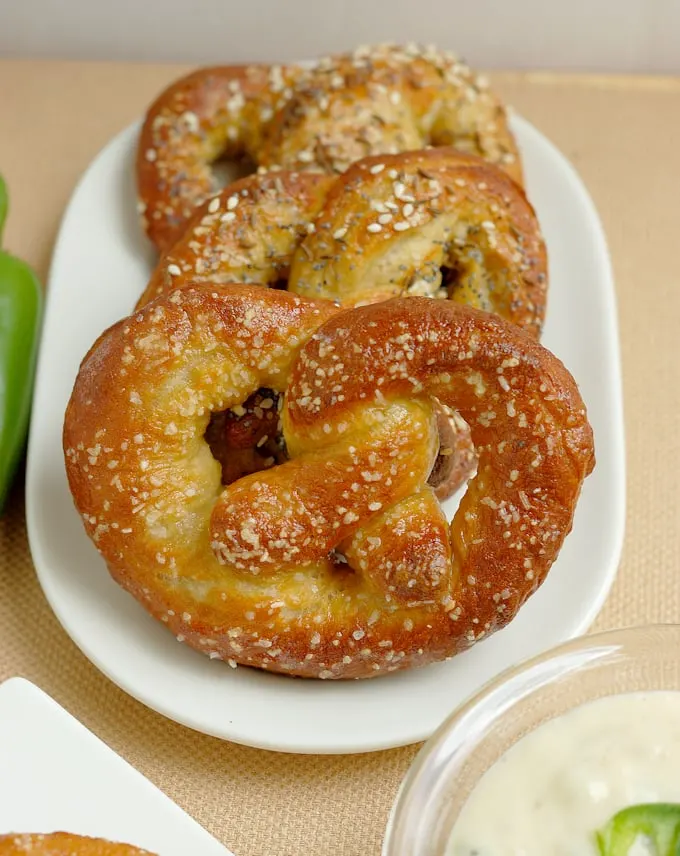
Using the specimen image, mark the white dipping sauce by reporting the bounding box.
[448,692,680,856]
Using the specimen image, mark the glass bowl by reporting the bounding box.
[383,624,680,855]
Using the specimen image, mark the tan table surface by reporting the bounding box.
[1,60,679,856]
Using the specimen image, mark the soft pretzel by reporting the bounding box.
[259,44,522,180]
[0,833,153,855]
[137,148,544,499]
[63,285,593,679]
[137,43,521,251]
[138,149,546,338]
[138,170,332,308]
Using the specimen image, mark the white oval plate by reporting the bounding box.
[26,115,625,754]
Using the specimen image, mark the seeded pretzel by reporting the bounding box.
[138,148,545,498]
[64,285,593,680]
[138,149,546,336]
[0,833,154,855]
[139,147,544,499]
[137,43,521,251]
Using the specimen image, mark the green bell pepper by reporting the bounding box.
[597,803,680,855]
[0,174,42,513]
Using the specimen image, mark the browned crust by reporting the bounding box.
[63,286,593,680]
[136,147,544,503]
[137,44,522,251]
[289,149,546,336]
[136,63,304,251]
[137,170,333,309]
[140,148,546,338]
[0,833,154,855]
[259,45,522,182]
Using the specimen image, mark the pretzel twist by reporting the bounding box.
[139,149,546,338]
[138,148,544,500]
[64,286,593,679]
[0,833,153,855]
[137,44,521,251]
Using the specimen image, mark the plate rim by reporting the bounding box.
[25,113,626,754]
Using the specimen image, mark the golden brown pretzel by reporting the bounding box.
[139,170,332,308]
[258,44,522,180]
[137,62,304,252]
[138,149,546,338]
[63,285,593,679]
[138,147,545,499]
[137,44,521,252]
[0,833,153,855]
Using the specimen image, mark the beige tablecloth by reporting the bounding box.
[1,61,679,856]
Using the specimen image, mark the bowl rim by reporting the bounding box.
[382,623,680,855]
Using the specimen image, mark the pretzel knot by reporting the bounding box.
[137,148,546,500]
[137,43,521,252]
[139,148,545,335]
[64,285,593,680]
